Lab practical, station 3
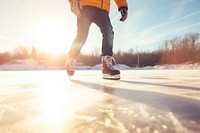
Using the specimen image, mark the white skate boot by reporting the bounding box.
[65,56,76,76]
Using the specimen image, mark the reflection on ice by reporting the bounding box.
[35,73,83,131]
[38,86,69,127]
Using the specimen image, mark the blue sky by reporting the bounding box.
[0,0,200,54]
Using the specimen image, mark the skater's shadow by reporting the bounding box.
[120,80,200,92]
[70,79,200,121]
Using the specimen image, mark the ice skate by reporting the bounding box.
[65,56,76,76]
[102,55,120,80]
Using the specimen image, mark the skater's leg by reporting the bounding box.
[93,9,114,56]
[68,6,97,58]
[93,10,120,80]
[66,6,97,76]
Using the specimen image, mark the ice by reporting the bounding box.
[0,59,200,132]
[0,70,200,132]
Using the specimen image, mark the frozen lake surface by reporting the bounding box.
[0,70,200,133]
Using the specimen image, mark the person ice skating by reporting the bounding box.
[66,0,128,80]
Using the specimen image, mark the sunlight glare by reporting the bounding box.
[34,71,102,131]
[33,21,74,54]
[36,72,75,128]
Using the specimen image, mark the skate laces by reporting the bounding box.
[104,56,117,70]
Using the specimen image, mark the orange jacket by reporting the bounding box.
[69,0,128,13]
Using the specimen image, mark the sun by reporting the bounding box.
[33,21,74,54]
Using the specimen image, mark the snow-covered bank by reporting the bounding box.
[0,58,63,71]
[0,59,200,71]
[144,63,200,70]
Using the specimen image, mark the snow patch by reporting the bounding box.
[0,59,200,71]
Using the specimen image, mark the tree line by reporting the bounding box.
[0,33,200,67]
[78,33,200,67]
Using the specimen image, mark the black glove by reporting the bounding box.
[119,7,128,22]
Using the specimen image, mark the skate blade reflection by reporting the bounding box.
[103,74,120,80]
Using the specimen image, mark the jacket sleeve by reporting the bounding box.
[114,0,128,11]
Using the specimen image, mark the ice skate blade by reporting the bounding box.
[67,71,75,80]
[103,74,120,80]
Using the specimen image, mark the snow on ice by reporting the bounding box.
[0,58,200,71]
